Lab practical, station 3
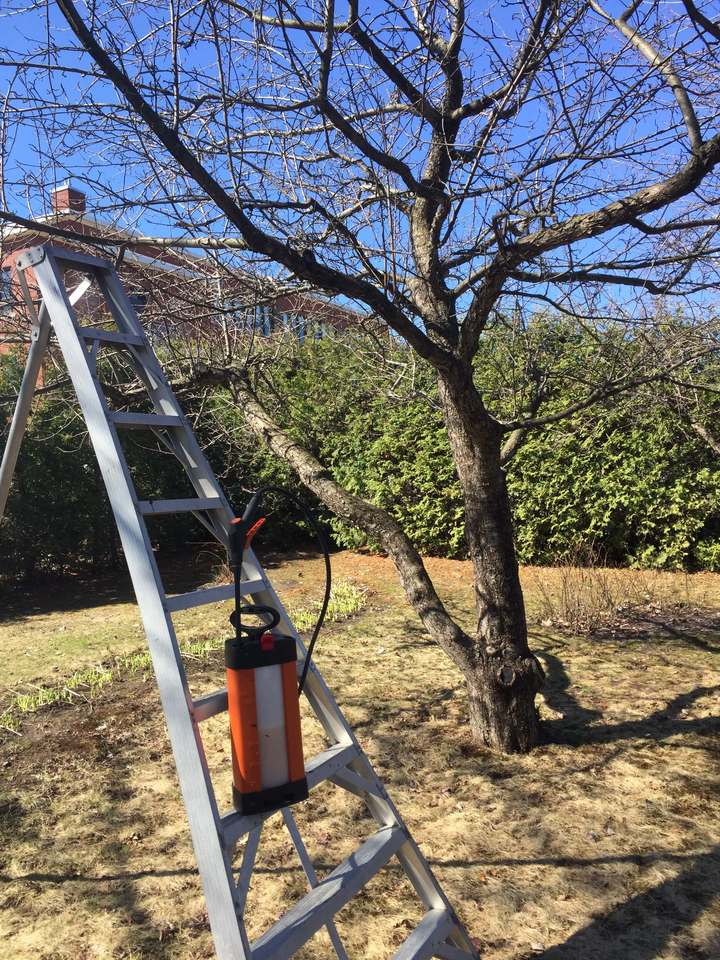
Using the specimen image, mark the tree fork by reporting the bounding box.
[212,365,544,753]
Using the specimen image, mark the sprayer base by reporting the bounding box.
[233,777,309,816]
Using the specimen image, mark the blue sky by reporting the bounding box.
[1,0,719,319]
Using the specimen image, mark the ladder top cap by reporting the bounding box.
[16,243,113,273]
[16,246,47,270]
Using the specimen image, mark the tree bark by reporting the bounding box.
[437,369,544,751]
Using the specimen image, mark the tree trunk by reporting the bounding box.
[438,372,544,752]
[222,369,543,753]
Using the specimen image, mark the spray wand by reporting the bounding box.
[228,486,331,693]
[227,490,275,644]
[223,487,330,816]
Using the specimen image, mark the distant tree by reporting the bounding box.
[2,0,720,751]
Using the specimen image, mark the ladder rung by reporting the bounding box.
[111,412,183,429]
[78,327,144,346]
[304,742,359,785]
[52,246,113,270]
[166,578,265,614]
[192,688,228,722]
[435,946,477,960]
[391,909,454,960]
[220,743,359,846]
[251,825,405,960]
[138,497,223,515]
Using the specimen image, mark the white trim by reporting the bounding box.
[121,247,207,280]
[0,211,206,264]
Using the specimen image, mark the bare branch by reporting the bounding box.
[500,349,719,432]
[53,0,454,369]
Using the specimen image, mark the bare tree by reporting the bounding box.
[2,0,720,751]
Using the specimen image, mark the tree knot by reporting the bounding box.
[496,664,516,688]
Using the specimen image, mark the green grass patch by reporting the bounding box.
[292,578,368,632]
[0,579,368,735]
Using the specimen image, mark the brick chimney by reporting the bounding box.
[51,181,86,216]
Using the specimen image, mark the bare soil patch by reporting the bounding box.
[1,554,719,959]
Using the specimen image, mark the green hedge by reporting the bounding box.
[508,407,720,569]
[3,327,720,577]
[258,335,720,571]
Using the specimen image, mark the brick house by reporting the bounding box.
[1,182,364,349]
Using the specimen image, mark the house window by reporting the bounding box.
[129,293,148,314]
[0,267,12,303]
[223,299,276,335]
[309,320,327,340]
[257,303,273,336]
[292,314,306,342]
[221,298,250,331]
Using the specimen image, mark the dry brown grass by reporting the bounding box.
[1,552,719,960]
[527,558,720,643]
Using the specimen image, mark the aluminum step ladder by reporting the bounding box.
[0,243,478,960]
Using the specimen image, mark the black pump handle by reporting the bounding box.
[229,603,280,637]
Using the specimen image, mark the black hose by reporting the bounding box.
[241,485,331,695]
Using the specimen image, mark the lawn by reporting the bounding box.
[0,552,719,960]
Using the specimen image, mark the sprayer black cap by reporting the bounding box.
[225,633,297,670]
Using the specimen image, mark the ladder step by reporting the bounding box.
[78,327,144,346]
[111,412,183,429]
[51,246,113,270]
[435,946,478,960]
[166,578,265,614]
[391,909,454,960]
[192,688,228,722]
[251,825,405,960]
[220,743,359,845]
[138,496,224,515]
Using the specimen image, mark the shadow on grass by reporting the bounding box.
[0,546,327,627]
[0,753,187,958]
[4,843,718,960]
[538,649,720,747]
[629,614,720,655]
[533,844,720,960]
[0,551,224,624]
[2,844,714,885]
[0,569,136,621]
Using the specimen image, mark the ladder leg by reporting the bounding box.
[28,249,250,960]
[281,808,350,960]
[0,310,50,519]
[0,275,94,519]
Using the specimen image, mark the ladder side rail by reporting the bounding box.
[390,910,455,960]
[0,309,51,519]
[94,269,234,544]
[339,736,476,953]
[93,268,227,474]
[30,248,250,960]
[237,556,355,746]
[0,273,93,519]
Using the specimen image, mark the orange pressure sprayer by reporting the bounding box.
[225,492,308,816]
